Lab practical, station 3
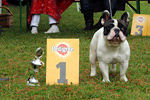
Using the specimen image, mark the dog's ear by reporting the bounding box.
[100,10,111,25]
[121,12,130,26]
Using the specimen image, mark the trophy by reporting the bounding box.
[27,47,44,86]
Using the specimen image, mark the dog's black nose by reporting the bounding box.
[114,29,120,37]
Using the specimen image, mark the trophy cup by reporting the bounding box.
[27,47,44,86]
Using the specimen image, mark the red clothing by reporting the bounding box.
[2,0,8,5]
[28,0,74,24]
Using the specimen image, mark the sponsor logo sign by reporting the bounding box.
[52,42,74,57]
[46,39,79,85]
[131,14,150,36]
[136,16,145,24]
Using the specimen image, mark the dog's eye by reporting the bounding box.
[110,24,114,28]
[106,26,110,30]
[123,27,127,30]
[121,27,124,31]
[107,24,113,29]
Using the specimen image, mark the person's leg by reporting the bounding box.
[104,0,111,16]
[83,11,94,30]
[80,0,94,30]
[93,0,118,29]
[45,16,60,34]
[30,14,40,34]
[104,0,118,17]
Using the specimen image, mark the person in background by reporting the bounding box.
[2,0,8,5]
[80,0,125,30]
[28,0,74,34]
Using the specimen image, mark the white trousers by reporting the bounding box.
[30,15,57,27]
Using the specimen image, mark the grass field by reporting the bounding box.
[0,1,150,99]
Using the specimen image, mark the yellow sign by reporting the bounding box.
[131,14,150,36]
[46,39,79,85]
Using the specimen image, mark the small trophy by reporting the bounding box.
[27,47,44,86]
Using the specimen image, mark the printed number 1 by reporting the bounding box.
[135,25,143,35]
[56,62,68,84]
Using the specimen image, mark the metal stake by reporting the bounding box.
[20,0,22,33]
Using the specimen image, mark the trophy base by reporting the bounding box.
[27,81,40,86]
[27,77,40,86]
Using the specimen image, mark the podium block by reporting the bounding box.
[131,14,150,36]
[46,39,79,85]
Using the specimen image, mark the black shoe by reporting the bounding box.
[84,23,93,30]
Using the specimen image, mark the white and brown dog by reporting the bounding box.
[89,10,130,82]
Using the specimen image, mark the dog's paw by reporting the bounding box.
[90,67,96,77]
[90,72,96,77]
[102,79,111,83]
[120,75,128,82]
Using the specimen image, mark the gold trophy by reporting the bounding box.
[27,47,44,86]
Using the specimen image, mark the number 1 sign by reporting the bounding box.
[131,14,150,36]
[46,39,79,85]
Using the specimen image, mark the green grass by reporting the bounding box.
[0,2,150,99]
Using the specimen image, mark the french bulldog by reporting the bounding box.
[89,10,130,82]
